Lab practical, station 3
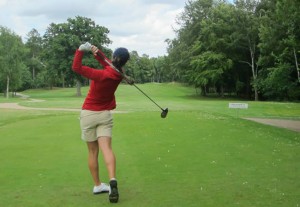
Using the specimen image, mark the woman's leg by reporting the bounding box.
[98,137,116,180]
[98,137,119,203]
[86,141,101,186]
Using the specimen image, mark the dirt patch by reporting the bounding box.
[0,94,82,112]
[244,118,300,132]
[0,93,128,113]
[0,102,128,113]
[0,102,81,112]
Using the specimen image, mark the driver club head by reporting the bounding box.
[161,108,168,118]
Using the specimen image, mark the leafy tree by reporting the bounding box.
[194,2,235,96]
[0,26,27,98]
[190,51,233,96]
[139,54,153,83]
[157,55,175,82]
[167,0,300,100]
[276,0,300,84]
[126,51,140,82]
[43,16,111,95]
[151,56,170,83]
[25,28,43,88]
[126,51,154,83]
[258,0,300,100]
[167,0,215,84]
[233,0,262,100]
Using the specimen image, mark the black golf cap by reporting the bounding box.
[113,47,130,66]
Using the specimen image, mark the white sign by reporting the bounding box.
[229,103,248,109]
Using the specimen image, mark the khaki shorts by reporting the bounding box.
[80,110,113,142]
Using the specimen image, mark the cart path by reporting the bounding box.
[0,93,127,113]
[244,118,300,132]
[1,94,299,131]
[1,103,299,131]
[0,102,81,112]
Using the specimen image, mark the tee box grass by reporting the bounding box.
[0,83,299,207]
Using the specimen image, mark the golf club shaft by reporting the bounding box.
[132,84,164,111]
[96,51,164,111]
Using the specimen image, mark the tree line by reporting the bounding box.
[0,0,299,100]
[0,16,169,98]
[167,0,300,100]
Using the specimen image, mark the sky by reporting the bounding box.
[0,0,186,57]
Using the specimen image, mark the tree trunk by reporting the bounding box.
[6,75,9,99]
[293,47,300,83]
[76,79,82,97]
[220,85,224,98]
[201,86,207,96]
[62,73,65,88]
[32,67,35,80]
[250,46,258,101]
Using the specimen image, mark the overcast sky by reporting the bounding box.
[0,0,186,57]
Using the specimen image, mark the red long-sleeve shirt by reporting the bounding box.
[72,49,123,111]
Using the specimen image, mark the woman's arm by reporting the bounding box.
[72,49,105,81]
[91,45,111,67]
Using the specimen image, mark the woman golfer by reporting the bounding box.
[72,42,131,203]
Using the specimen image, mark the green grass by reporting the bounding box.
[7,83,300,119]
[0,83,299,207]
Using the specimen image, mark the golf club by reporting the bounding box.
[96,50,168,118]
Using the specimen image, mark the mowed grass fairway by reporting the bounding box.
[0,83,299,207]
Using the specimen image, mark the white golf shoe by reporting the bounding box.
[93,183,109,194]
